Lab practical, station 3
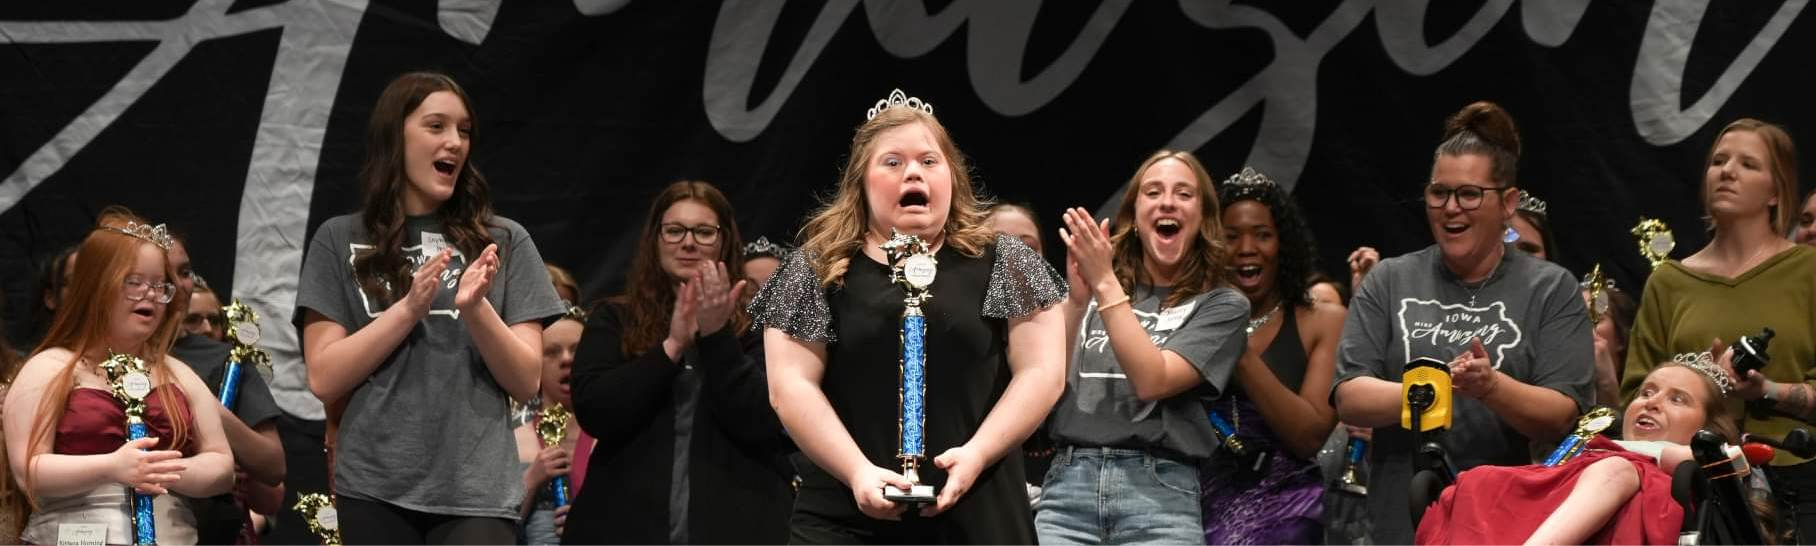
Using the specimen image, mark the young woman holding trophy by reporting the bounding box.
[754,89,1067,543]
[5,209,236,544]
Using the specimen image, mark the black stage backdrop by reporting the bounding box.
[4,1,1814,412]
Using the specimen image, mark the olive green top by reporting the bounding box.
[1622,244,1816,466]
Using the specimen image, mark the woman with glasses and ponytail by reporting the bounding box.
[563,180,793,544]
[5,208,236,544]
[1330,101,1594,544]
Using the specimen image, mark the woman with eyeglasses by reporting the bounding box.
[1330,101,1595,544]
[564,180,793,544]
[295,72,566,543]
[4,209,237,544]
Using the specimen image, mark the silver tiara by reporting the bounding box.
[743,236,792,260]
[99,221,173,250]
[1518,193,1548,216]
[1671,351,1732,397]
[1224,166,1276,188]
[866,89,933,120]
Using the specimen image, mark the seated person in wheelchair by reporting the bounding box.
[1417,351,1770,545]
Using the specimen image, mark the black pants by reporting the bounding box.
[268,412,329,545]
[338,496,516,545]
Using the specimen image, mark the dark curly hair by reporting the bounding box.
[1219,178,1319,309]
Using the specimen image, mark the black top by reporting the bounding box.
[752,235,1065,543]
[564,303,793,545]
[168,333,282,545]
[1256,306,1307,394]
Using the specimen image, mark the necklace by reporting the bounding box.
[1246,303,1282,336]
[1455,247,1505,306]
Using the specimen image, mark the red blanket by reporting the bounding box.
[1415,436,1683,545]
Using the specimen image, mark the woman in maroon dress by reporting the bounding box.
[3,209,235,545]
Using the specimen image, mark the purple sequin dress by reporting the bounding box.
[1200,306,1324,545]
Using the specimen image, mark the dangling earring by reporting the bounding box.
[1503,225,1520,243]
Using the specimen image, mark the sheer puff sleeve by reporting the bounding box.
[983,234,1068,319]
[747,250,835,343]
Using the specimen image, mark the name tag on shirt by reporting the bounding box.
[1153,302,1197,332]
[420,231,449,258]
[57,523,106,546]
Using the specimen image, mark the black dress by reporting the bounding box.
[750,234,1065,544]
[564,303,794,544]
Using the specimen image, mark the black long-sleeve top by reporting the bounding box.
[563,303,794,544]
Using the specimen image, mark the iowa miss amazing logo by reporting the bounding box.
[1395,298,1523,367]
[348,232,469,320]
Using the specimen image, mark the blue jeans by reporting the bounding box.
[1034,446,1204,545]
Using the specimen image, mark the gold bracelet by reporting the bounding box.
[1097,296,1131,312]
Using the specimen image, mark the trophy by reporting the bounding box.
[537,403,573,507]
[881,229,937,504]
[98,352,157,545]
[1582,264,1611,325]
[1631,218,1675,270]
[1543,407,1617,466]
[1337,438,1368,496]
[220,299,270,410]
[294,492,342,545]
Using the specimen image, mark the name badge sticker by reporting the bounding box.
[57,523,106,546]
[1153,301,1197,332]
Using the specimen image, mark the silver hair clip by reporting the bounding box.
[99,221,174,250]
[1518,193,1548,217]
[1672,351,1732,397]
[1224,166,1276,189]
[866,89,934,121]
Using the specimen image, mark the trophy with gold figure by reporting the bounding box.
[537,403,574,507]
[220,299,270,410]
[1582,264,1612,325]
[1632,218,1675,270]
[294,492,342,545]
[1543,407,1618,466]
[881,229,937,504]
[98,352,158,545]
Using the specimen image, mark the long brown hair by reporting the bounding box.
[797,104,996,287]
[614,181,750,356]
[1110,150,1229,309]
[1702,118,1799,235]
[352,72,496,306]
[24,209,191,504]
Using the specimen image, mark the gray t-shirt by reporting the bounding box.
[1050,285,1248,459]
[1333,244,1593,544]
[295,213,564,519]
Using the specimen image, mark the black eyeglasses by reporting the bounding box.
[1424,183,1508,211]
[660,223,722,245]
[122,276,177,304]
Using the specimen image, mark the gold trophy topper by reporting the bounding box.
[1582,264,1611,325]
[537,403,571,448]
[1631,218,1675,270]
[223,300,273,374]
[97,352,154,412]
[294,492,342,545]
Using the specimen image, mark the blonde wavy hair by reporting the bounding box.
[797,105,996,286]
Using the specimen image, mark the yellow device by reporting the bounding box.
[1401,357,1453,431]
